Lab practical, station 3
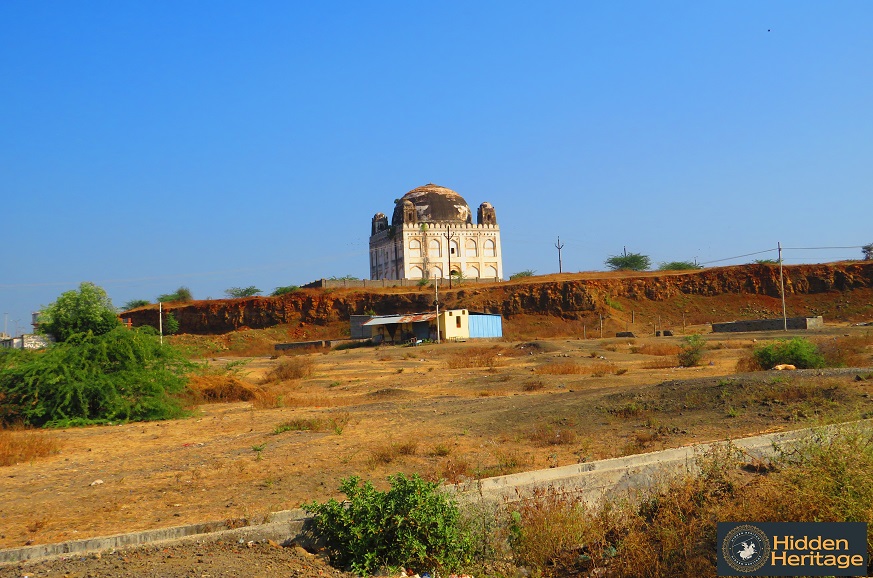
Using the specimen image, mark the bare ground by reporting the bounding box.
[2,324,873,576]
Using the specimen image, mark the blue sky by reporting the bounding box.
[2,1,871,334]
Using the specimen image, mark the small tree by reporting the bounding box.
[658,261,701,271]
[605,249,651,271]
[156,286,193,303]
[863,243,873,260]
[271,285,300,296]
[38,282,121,342]
[225,286,262,298]
[678,335,705,367]
[123,299,150,310]
[163,312,180,335]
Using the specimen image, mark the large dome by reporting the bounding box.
[395,184,472,225]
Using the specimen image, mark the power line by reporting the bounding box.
[699,249,776,265]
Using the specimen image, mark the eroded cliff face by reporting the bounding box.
[121,262,873,334]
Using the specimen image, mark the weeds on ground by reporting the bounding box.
[0,425,62,466]
[528,423,577,446]
[534,361,585,375]
[370,441,419,465]
[630,343,680,356]
[445,347,510,369]
[475,429,873,578]
[261,357,315,383]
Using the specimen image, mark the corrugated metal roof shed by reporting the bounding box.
[362,313,437,326]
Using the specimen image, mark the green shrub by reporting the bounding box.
[163,312,180,335]
[753,337,825,369]
[156,286,193,303]
[509,269,536,280]
[657,261,701,271]
[678,335,705,367]
[123,299,150,310]
[271,285,300,296]
[225,286,262,298]
[0,327,191,427]
[304,474,473,575]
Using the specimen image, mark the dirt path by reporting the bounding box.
[0,539,357,578]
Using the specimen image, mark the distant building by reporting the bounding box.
[0,312,51,350]
[369,184,503,281]
[352,309,503,343]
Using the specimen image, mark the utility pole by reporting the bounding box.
[555,236,564,273]
[443,225,456,288]
[159,302,163,345]
[778,242,787,331]
[434,278,440,344]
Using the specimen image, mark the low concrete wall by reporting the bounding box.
[303,277,500,289]
[712,316,824,333]
[3,420,868,566]
[274,340,331,351]
[0,510,311,565]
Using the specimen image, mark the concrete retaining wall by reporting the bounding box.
[712,316,824,333]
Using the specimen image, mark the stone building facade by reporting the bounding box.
[369,184,503,281]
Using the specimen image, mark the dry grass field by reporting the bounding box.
[1,324,872,554]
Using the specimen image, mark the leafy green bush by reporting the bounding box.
[123,299,151,310]
[163,312,180,335]
[753,337,825,369]
[304,474,473,575]
[657,261,701,271]
[509,270,536,280]
[605,251,651,271]
[271,285,300,296]
[0,327,191,427]
[156,286,193,303]
[38,282,121,342]
[677,335,705,367]
[225,286,262,298]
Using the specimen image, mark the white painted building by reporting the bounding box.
[369,184,503,281]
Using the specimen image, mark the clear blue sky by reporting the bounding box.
[2,1,871,334]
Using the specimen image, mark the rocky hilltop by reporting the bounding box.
[121,262,873,335]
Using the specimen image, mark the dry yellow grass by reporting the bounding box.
[533,361,586,375]
[0,426,62,467]
[631,343,680,356]
[445,346,505,368]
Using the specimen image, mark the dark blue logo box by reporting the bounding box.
[718,522,868,576]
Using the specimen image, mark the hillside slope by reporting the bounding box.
[121,262,873,335]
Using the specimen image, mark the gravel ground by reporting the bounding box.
[0,539,358,578]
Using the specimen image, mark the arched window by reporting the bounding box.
[484,239,496,257]
[430,266,443,278]
[429,239,441,258]
[484,264,498,278]
[409,266,424,279]
[465,264,480,278]
[409,239,421,257]
[449,239,459,257]
[465,239,478,257]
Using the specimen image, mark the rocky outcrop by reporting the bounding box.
[120,262,873,334]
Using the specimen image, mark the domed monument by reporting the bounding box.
[370,184,503,281]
